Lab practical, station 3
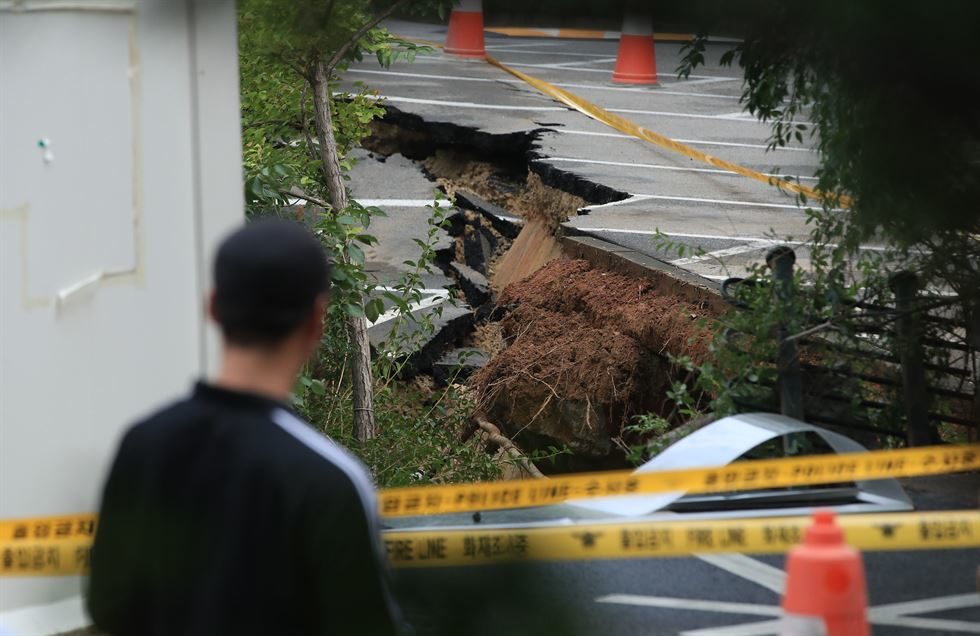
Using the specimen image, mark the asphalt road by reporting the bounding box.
[344,20,827,282]
[341,22,980,635]
[390,475,979,636]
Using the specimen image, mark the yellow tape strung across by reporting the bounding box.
[2,510,977,575]
[379,444,979,517]
[402,35,849,207]
[384,510,980,568]
[483,55,851,208]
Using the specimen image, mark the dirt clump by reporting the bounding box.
[423,150,586,226]
[491,218,564,292]
[472,259,719,464]
[467,321,506,358]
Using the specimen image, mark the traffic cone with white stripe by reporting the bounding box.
[612,13,657,85]
[445,0,486,59]
[780,510,870,636]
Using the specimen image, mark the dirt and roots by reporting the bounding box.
[472,259,719,468]
[365,115,718,470]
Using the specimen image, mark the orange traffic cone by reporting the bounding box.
[780,510,870,636]
[445,0,485,59]
[612,13,657,85]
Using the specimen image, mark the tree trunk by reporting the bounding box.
[311,58,377,441]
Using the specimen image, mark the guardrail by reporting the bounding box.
[722,247,978,445]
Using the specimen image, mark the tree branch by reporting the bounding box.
[298,82,319,163]
[285,190,330,209]
[476,417,546,479]
[323,0,410,75]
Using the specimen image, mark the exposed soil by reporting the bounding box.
[364,115,718,467]
[492,218,564,292]
[472,259,719,466]
[425,150,585,230]
[467,321,506,358]
[496,259,716,365]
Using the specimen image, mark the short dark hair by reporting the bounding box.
[212,219,331,347]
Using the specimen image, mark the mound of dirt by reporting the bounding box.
[472,259,719,463]
[491,218,564,292]
[423,150,585,227]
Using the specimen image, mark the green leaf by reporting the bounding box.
[365,297,384,323]
[347,243,365,266]
[343,303,365,318]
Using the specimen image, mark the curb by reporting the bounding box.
[485,27,742,44]
[557,229,727,313]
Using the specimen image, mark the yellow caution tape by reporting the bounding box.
[484,55,850,208]
[401,36,849,207]
[384,509,980,568]
[0,514,97,577]
[379,444,979,517]
[5,510,975,575]
[0,513,98,543]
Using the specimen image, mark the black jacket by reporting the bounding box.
[88,382,402,636]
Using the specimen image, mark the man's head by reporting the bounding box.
[210,219,330,359]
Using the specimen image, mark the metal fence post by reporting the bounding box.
[766,246,804,421]
[888,271,936,446]
[966,301,980,438]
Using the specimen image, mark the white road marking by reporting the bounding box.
[868,615,980,634]
[368,290,451,327]
[557,83,742,100]
[578,196,663,211]
[608,106,810,126]
[355,198,453,207]
[595,594,781,617]
[630,194,805,210]
[491,59,732,81]
[484,42,566,50]
[372,94,566,112]
[682,620,785,636]
[556,129,813,153]
[694,554,786,595]
[490,48,626,59]
[870,593,980,618]
[543,57,618,68]
[373,286,449,295]
[349,68,742,100]
[348,68,498,83]
[715,111,757,119]
[571,228,886,255]
[547,156,818,181]
[372,93,778,123]
[598,592,980,636]
[671,243,773,266]
[569,227,782,245]
[671,76,740,86]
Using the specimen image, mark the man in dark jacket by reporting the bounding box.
[88,220,402,635]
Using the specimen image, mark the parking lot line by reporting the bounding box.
[556,129,813,153]
[607,107,808,125]
[484,42,566,50]
[490,58,733,81]
[867,615,980,634]
[375,95,566,111]
[349,68,743,100]
[670,243,773,266]
[694,554,785,594]
[595,594,781,617]
[630,194,804,210]
[354,198,453,207]
[869,593,980,619]
[682,620,785,636]
[482,48,624,59]
[547,157,818,181]
[543,57,618,68]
